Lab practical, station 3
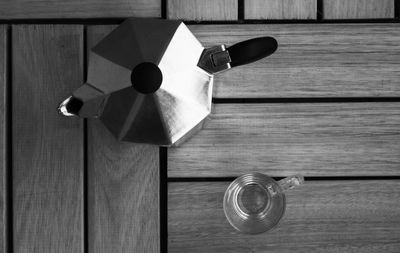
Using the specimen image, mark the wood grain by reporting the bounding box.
[323,0,394,19]
[169,103,400,177]
[12,25,83,252]
[0,0,160,18]
[245,0,317,19]
[0,25,6,253]
[87,25,160,253]
[167,0,238,20]
[169,181,400,253]
[188,24,400,98]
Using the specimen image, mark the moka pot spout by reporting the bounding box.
[58,83,107,118]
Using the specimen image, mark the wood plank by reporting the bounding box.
[245,0,317,19]
[169,103,400,177]
[87,25,160,253]
[169,181,400,253]
[0,0,160,19]
[12,25,83,252]
[323,0,394,19]
[167,0,238,20]
[0,25,6,253]
[188,24,400,98]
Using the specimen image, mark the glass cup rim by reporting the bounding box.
[223,172,287,234]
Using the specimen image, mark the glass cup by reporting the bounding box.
[223,173,304,234]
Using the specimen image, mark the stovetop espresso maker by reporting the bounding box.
[58,18,278,146]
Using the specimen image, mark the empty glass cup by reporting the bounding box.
[223,173,304,234]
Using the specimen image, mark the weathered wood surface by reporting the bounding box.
[169,103,400,177]
[87,25,160,253]
[168,0,238,20]
[189,24,400,98]
[0,25,7,253]
[12,25,83,252]
[169,181,400,253]
[245,0,317,19]
[323,0,394,19]
[0,0,160,18]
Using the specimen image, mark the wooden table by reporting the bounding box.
[0,0,399,252]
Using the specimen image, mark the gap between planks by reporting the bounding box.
[5,24,12,253]
[82,25,89,253]
[168,176,400,182]
[0,19,398,25]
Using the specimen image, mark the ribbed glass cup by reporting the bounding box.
[223,173,304,234]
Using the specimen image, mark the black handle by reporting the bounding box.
[227,37,278,67]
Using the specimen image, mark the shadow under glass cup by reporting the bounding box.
[223,173,304,234]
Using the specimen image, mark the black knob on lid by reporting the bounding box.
[131,62,163,94]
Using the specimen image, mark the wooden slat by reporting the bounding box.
[167,0,238,20]
[169,181,400,253]
[323,0,394,19]
[12,25,83,252]
[0,25,6,253]
[87,26,160,253]
[188,24,400,98]
[169,103,400,177]
[0,0,160,19]
[245,0,317,19]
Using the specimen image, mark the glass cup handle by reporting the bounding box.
[278,175,304,192]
